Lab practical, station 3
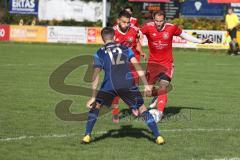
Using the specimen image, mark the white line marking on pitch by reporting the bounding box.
[0,128,240,142]
[0,134,77,142]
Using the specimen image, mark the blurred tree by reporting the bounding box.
[82,0,102,1]
[108,0,142,26]
[0,0,228,30]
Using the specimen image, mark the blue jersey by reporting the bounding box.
[93,42,136,91]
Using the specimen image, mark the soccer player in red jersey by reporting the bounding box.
[111,11,146,123]
[113,11,145,61]
[141,11,212,120]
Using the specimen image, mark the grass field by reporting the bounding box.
[0,42,240,160]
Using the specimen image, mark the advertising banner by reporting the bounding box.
[129,0,170,2]
[86,27,103,44]
[47,26,86,43]
[237,31,240,44]
[181,0,224,18]
[173,30,229,49]
[10,25,47,42]
[9,0,38,15]
[208,0,240,3]
[0,25,10,41]
[141,2,180,19]
[38,0,110,22]
[230,3,240,19]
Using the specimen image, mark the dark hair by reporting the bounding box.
[118,10,131,19]
[101,27,115,41]
[152,11,166,19]
[123,6,133,12]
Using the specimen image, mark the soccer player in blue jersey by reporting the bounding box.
[81,27,165,145]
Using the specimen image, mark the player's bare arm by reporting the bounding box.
[130,57,151,96]
[136,41,147,60]
[180,32,213,44]
[136,31,147,60]
[86,68,101,108]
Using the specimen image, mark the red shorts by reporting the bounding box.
[146,63,174,85]
[112,96,120,105]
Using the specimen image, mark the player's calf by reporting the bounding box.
[151,80,169,113]
[112,97,120,123]
[82,102,101,144]
[112,104,120,123]
[139,105,165,144]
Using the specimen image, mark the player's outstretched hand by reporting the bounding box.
[201,38,213,44]
[141,52,147,61]
[86,97,95,109]
[144,85,152,97]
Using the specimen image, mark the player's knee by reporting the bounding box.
[132,98,144,112]
[137,98,147,114]
[160,80,170,89]
[91,101,101,109]
[138,104,147,114]
[112,104,119,109]
[140,110,155,124]
[88,104,100,120]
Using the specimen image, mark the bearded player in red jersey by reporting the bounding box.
[113,11,145,61]
[141,11,212,120]
[111,11,146,123]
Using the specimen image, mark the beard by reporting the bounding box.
[155,22,165,31]
[118,24,130,33]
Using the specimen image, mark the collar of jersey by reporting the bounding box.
[117,25,130,35]
[155,23,166,32]
[104,42,117,48]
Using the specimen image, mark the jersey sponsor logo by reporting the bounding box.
[152,33,157,37]
[163,32,170,40]
[152,40,169,49]
[127,37,134,43]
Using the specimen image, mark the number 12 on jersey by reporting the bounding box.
[106,47,125,65]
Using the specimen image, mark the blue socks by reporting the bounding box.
[85,108,160,139]
[141,110,160,138]
[85,107,100,135]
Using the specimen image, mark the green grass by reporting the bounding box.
[0,42,240,160]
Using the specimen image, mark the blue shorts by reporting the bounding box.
[95,86,144,109]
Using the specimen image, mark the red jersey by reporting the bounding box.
[141,21,182,66]
[113,24,140,60]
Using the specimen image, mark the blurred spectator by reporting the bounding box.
[225,7,240,55]
[19,19,24,25]
[31,17,37,26]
